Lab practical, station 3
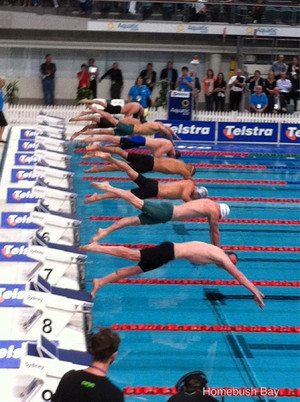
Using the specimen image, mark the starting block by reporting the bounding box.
[35,149,71,170]
[29,210,81,246]
[35,136,69,154]
[36,124,66,140]
[32,184,77,214]
[19,335,91,402]
[26,245,86,289]
[36,112,65,128]
[33,165,74,190]
[22,275,93,340]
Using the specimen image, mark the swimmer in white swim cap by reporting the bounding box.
[197,186,208,199]
[218,203,230,218]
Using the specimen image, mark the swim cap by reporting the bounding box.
[143,108,149,118]
[175,150,181,159]
[197,186,208,199]
[219,203,230,218]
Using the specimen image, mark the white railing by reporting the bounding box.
[5,104,299,125]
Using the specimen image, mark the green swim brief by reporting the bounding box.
[114,121,135,137]
[138,200,174,225]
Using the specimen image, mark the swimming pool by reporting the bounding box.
[72,142,300,402]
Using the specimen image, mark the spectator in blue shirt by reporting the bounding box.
[128,76,153,108]
[175,67,194,92]
[0,77,8,143]
[271,55,287,80]
[250,85,268,113]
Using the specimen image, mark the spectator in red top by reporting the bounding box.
[77,64,90,89]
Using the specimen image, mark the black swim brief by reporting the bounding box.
[127,153,154,173]
[138,242,175,272]
[104,104,122,114]
[97,117,114,129]
[131,174,158,199]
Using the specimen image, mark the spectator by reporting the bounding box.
[203,69,216,111]
[79,0,92,17]
[52,328,124,402]
[252,0,265,23]
[263,70,277,99]
[277,71,292,104]
[228,69,246,111]
[213,72,226,111]
[247,70,264,94]
[0,77,7,143]
[190,70,201,111]
[271,55,287,79]
[167,371,218,402]
[40,53,56,106]
[268,86,287,114]
[250,85,268,113]
[99,62,123,100]
[128,76,153,108]
[88,58,99,98]
[160,61,178,90]
[287,56,299,111]
[77,64,90,89]
[140,63,156,92]
[175,66,194,92]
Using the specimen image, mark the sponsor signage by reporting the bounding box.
[0,243,36,262]
[156,120,215,141]
[18,140,37,153]
[0,285,26,307]
[219,122,278,143]
[7,188,39,204]
[280,124,300,145]
[0,341,24,368]
[11,169,36,182]
[168,91,192,121]
[14,153,38,166]
[1,212,39,229]
[20,129,37,139]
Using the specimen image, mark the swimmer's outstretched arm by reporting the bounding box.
[90,265,143,298]
[90,216,141,242]
[158,123,181,141]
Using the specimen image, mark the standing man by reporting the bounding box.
[160,61,178,90]
[246,69,264,94]
[52,328,124,402]
[0,77,7,143]
[228,69,246,111]
[99,62,123,100]
[175,66,194,92]
[271,54,287,80]
[40,54,56,106]
[140,63,156,92]
[268,87,287,114]
[88,58,99,99]
[277,72,292,104]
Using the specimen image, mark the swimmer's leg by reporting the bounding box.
[84,191,117,204]
[92,151,139,182]
[91,216,141,242]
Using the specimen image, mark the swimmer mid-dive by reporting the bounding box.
[71,107,180,143]
[82,142,194,179]
[79,240,265,309]
[84,151,207,203]
[89,186,228,247]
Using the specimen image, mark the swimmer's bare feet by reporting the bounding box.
[90,228,107,242]
[84,192,102,204]
[91,278,104,299]
[71,132,81,141]
[84,166,101,174]
[86,144,102,151]
[90,181,112,192]
[79,242,99,252]
[93,151,112,161]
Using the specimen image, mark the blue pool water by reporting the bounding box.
[72,142,300,402]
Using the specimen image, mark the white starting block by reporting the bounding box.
[36,124,66,140]
[32,184,77,214]
[22,275,93,340]
[33,165,74,190]
[19,335,91,402]
[29,210,81,246]
[35,136,69,154]
[26,245,86,288]
[35,149,71,170]
[36,112,65,127]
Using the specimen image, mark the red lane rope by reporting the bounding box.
[104,324,300,333]
[87,278,300,287]
[122,386,300,396]
[85,194,300,203]
[75,149,251,157]
[83,176,287,185]
[79,161,268,170]
[98,243,300,252]
[89,216,300,225]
